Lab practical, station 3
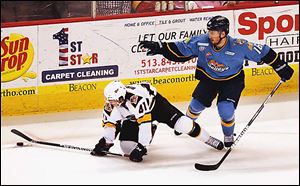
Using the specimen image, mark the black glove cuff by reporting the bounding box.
[270,58,287,72]
[261,48,277,65]
[155,41,163,54]
[262,48,286,72]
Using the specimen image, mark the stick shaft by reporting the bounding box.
[11,129,122,156]
[195,79,284,171]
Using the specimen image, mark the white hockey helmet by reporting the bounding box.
[104,80,126,102]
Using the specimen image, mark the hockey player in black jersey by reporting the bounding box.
[91,81,224,162]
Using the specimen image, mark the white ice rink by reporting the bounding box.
[1,93,299,185]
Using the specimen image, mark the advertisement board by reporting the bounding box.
[1,26,39,113]
[1,4,298,115]
[234,4,299,93]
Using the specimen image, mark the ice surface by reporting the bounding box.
[1,93,299,185]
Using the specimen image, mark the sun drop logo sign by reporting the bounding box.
[1,33,34,82]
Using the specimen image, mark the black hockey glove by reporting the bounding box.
[139,41,162,56]
[129,143,147,162]
[271,62,294,82]
[90,137,114,156]
[263,48,294,82]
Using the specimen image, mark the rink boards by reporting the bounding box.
[1,64,298,116]
[1,2,299,115]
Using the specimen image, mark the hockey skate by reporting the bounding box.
[224,134,234,148]
[205,136,224,150]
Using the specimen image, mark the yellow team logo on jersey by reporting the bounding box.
[184,37,191,44]
[247,42,253,50]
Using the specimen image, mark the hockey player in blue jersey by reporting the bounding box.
[139,15,294,148]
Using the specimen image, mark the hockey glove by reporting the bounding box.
[90,137,114,156]
[139,41,162,56]
[263,48,294,82]
[271,62,294,82]
[129,143,147,162]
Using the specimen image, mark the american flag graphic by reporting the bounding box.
[53,28,69,66]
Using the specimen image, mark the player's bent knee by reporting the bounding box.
[120,140,138,155]
[217,101,235,121]
[188,98,206,112]
[138,122,152,146]
[174,116,193,134]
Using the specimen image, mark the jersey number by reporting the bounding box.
[139,102,148,114]
[138,98,154,114]
[253,43,263,54]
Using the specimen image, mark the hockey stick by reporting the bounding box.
[195,79,284,171]
[11,129,123,157]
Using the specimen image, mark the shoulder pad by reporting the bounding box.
[140,82,156,96]
[184,37,191,44]
[140,81,150,86]
[234,38,247,45]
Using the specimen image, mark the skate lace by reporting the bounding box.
[206,137,220,148]
[224,135,234,143]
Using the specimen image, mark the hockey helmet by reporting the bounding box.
[104,80,126,103]
[207,15,229,35]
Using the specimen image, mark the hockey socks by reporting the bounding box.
[174,116,224,150]
[221,119,235,148]
[190,122,224,150]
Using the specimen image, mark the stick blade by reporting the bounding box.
[194,163,220,171]
[11,129,33,142]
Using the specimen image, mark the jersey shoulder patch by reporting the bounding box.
[184,37,191,44]
[234,38,261,52]
[130,95,139,105]
[234,38,247,45]
[130,94,143,107]
[184,34,208,44]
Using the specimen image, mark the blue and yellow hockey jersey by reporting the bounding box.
[174,34,271,80]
